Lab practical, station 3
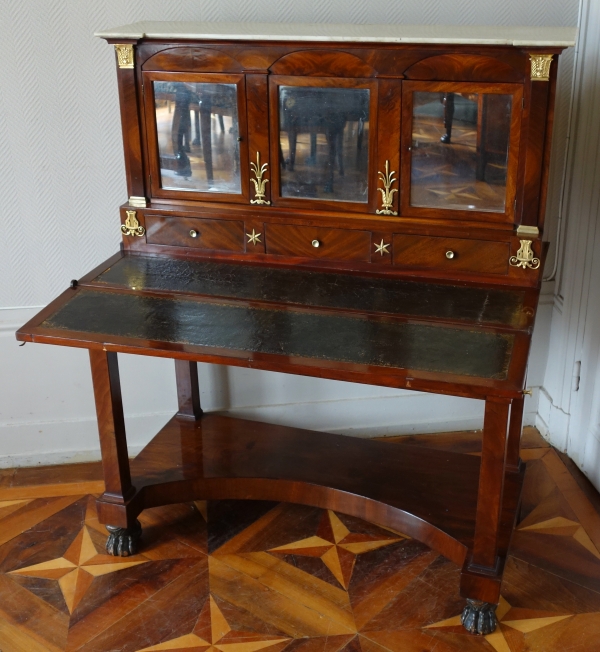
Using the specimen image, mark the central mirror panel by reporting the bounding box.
[153,81,241,194]
[410,91,513,213]
[278,86,370,203]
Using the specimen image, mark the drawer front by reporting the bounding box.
[146,216,245,252]
[393,235,509,275]
[266,224,371,262]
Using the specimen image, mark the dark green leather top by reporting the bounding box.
[93,255,527,329]
[42,288,513,380]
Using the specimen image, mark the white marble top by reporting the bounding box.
[95,22,576,47]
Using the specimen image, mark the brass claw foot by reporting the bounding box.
[461,599,498,635]
[105,520,142,557]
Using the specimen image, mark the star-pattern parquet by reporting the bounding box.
[0,430,599,651]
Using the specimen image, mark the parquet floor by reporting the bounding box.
[1,428,600,651]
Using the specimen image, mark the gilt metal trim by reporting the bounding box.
[129,196,147,208]
[509,240,540,269]
[250,152,271,205]
[121,210,145,237]
[247,229,261,245]
[529,54,553,82]
[516,225,539,237]
[375,160,398,216]
[374,239,390,256]
[114,44,135,69]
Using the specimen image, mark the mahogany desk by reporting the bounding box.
[18,251,537,635]
[16,21,576,634]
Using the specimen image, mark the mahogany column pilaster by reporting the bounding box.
[90,350,135,505]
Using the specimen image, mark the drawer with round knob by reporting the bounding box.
[145,215,245,252]
[265,224,371,262]
[392,235,510,275]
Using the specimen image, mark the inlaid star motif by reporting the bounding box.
[138,594,289,652]
[268,510,404,589]
[426,596,573,652]
[374,240,390,256]
[246,229,261,246]
[10,525,147,613]
[519,516,600,559]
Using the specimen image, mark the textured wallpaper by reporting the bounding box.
[0,0,579,309]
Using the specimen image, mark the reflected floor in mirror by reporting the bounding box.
[1,428,600,652]
[410,108,509,213]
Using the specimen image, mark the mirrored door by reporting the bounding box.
[144,72,250,204]
[269,77,377,213]
[401,81,523,222]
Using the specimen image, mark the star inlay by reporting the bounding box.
[10,525,147,613]
[426,596,573,652]
[374,240,390,256]
[268,510,404,589]
[247,229,261,246]
[138,594,289,652]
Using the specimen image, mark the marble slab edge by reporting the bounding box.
[94,22,577,47]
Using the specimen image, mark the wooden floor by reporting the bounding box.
[1,427,600,651]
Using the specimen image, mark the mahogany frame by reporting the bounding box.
[15,30,573,631]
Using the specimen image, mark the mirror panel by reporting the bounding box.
[278,86,370,203]
[154,81,241,194]
[410,91,512,213]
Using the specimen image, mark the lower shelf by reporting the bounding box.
[107,414,523,567]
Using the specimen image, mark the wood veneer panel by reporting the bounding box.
[265,224,371,262]
[393,235,510,275]
[38,289,514,381]
[130,413,484,559]
[146,215,245,252]
[91,255,530,329]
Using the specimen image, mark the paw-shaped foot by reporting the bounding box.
[461,599,497,635]
[105,520,142,557]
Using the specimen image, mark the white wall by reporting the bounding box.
[0,0,579,467]
[536,0,600,490]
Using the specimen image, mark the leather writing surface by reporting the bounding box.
[94,255,526,329]
[41,289,513,380]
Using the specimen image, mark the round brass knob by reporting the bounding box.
[312,239,320,248]
[189,229,199,238]
[445,250,455,259]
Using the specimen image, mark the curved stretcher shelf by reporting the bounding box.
[98,413,523,567]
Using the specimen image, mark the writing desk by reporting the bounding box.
[17,21,576,634]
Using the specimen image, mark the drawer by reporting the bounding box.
[393,235,509,275]
[146,216,244,252]
[266,224,371,262]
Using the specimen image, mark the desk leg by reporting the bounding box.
[460,396,510,634]
[175,360,202,420]
[506,395,525,473]
[90,350,141,557]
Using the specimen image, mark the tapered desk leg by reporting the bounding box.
[90,350,141,556]
[460,396,511,634]
[175,359,202,420]
[506,395,525,472]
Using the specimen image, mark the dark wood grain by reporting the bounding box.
[142,46,243,72]
[89,350,134,505]
[471,397,511,569]
[506,394,525,471]
[126,412,521,565]
[404,53,524,82]
[116,51,145,201]
[175,359,202,419]
[265,224,371,261]
[146,215,245,252]
[393,235,510,275]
